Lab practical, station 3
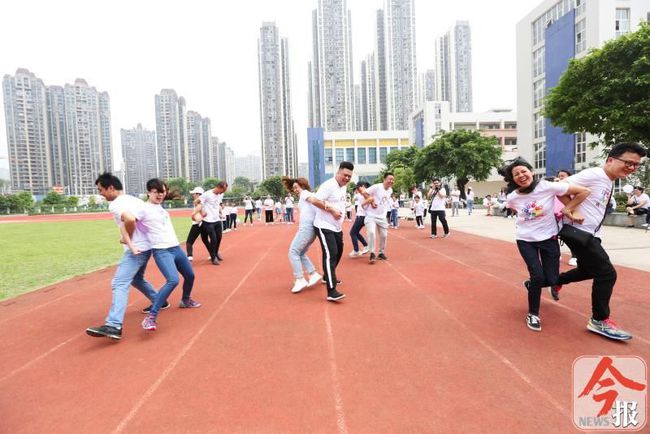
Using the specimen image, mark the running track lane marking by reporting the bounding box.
[324,305,349,434]
[384,259,572,420]
[113,246,274,434]
[0,293,73,325]
[392,232,650,346]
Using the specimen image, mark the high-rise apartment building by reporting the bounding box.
[435,21,473,113]
[121,124,156,195]
[517,0,650,177]
[46,86,67,189]
[375,9,389,130]
[234,155,262,183]
[2,69,52,195]
[155,89,183,180]
[258,22,297,178]
[309,0,355,131]
[385,0,417,130]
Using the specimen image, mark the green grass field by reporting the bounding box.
[0,217,189,301]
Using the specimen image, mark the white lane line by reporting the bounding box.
[324,305,348,434]
[0,293,73,325]
[387,261,571,419]
[113,246,273,434]
[392,232,650,346]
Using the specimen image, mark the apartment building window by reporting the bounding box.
[379,147,388,164]
[575,0,585,16]
[533,47,545,77]
[534,142,546,170]
[575,19,586,53]
[357,147,367,164]
[616,9,630,37]
[335,148,344,164]
[325,148,332,164]
[532,18,543,45]
[575,132,586,164]
[534,113,545,139]
[345,148,354,163]
[368,147,377,164]
[533,79,545,108]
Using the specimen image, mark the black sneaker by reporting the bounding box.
[86,324,122,340]
[211,258,220,265]
[523,280,530,291]
[141,301,170,314]
[526,314,541,332]
[327,291,346,302]
[216,254,224,261]
[548,285,561,301]
[321,279,342,285]
[378,253,388,260]
[369,253,376,263]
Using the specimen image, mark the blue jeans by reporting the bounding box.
[390,209,399,227]
[105,250,157,328]
[150,246,195,316]
[349,215,367,252]
[286,207,294,223]
[516,238,560,316]
[288,223,317,279]
[466,200,474,215]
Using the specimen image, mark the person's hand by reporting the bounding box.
[330,209,343,219]
[130,246,142,255]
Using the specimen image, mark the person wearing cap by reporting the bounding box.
[185,186,210,261]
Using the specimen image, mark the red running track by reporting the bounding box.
[1,217,649,433]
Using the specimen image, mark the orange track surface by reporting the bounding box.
[1,214,648,433]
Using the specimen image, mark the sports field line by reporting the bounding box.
[324,304,348,434]
[383,256,572,421]
[0,293,73,325]
[113,243,275,434]
[391,231,650,346]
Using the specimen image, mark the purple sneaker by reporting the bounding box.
[142,314,157,331]
[179,298,202,308]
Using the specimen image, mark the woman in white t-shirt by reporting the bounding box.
[243,195,254,225]
[128,179,201,332]
[281,177,323,293]
[263,196,274,224]
[503,159,589,332]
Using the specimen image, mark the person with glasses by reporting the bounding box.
[557,142,647,340]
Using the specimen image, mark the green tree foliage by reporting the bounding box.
[233,176,253,192]
[385,146,419,171]
[166,177,193,197]
[202,178,220,190]
[67,196,79,207]
[42,191,66,205]
[15,191,34,210]
[256,175,284,198]
[391,167,416,195]
[545,23,650,148]
[414,130,503,195]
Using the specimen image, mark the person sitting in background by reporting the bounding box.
[483,194,496,216]
[625,186,650,227]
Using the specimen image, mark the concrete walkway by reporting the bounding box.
[404,210,650,272]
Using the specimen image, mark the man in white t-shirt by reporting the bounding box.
[314,161,354,302]
[625,186,650,227]
[558,142,647,341]
[427,178,450,238]
[243,195,254,225]
[86,173,160,341]
[362,172,395,263]
[284,195,295,224]
[199,181,228,265]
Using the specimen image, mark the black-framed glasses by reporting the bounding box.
[612,156,641,169]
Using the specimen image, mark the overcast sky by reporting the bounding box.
[0,0,541,170]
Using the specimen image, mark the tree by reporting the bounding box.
[545,23,650,148]
[67,196,79,207]
[166,177,193,197]
[233,176,253,192]
[42,191,66,206]
[15,191,34,211]
[391,167,417,195]
[202,178,220,190]
[414,130,503,197]
[256,175,284,198]
[385,146,419,171]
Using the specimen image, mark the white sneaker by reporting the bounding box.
[360,246,370,255]
[307,272,322,286]
[187,256,193,261]
[568,257,578,267]
[349,250,360,257]
[642,223,649,227]
[291,278,309,293]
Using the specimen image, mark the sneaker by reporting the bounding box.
[369,253,376,263]
[308,272,322,286]
[378,253,388,260]
[321,278,342,285]
[291,278,309,294]
[568,257,578,267]
[141,315,157,331]
[179,298,202,308]
[548,285,561,301]
[348,250,360,258]
[360,246,370,255]
[141,301,170,314]
[526,314,541,332]
[430,235,438,239]
[86,324,122,340]
[442,233,450,238]
[187,256,193,261]
[642,223,649,227]
[523,280,530,291]
[217,254,224,261]
[587,318,633,340]
[211,258,220,266]
[327,291,346,302]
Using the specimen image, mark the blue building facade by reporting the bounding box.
[544,10,576,177]
[307,128,325,187]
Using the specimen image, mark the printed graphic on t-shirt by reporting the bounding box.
[522,201,544,220]
[597,188,611,208]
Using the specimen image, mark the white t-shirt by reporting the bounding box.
[354,192,362,207]
[200,190,223,223]
[263,198,274,210]
[365,183,393,218]
[451,189,461,203]
[314,177,347,232]
[429,189,447,211]
[109,195,151,252]
[285,197,294,209]
[298,190,316,226]
[244,199,253,210]
[506,180,568,242]
[139,203,179,249]
[413,201,425,216]
[255,199,263,209]
[565,167,613,236]
[466,191,475,201]
[229,206,238,215]
[631,193,650,209]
